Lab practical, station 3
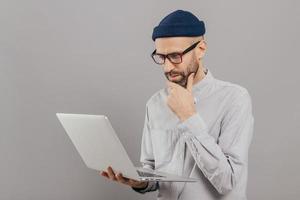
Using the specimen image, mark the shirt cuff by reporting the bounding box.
[131,181,158,194]
[178,113,209,138]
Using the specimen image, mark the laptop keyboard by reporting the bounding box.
[137,170,164,178]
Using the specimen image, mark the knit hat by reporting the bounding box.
[152,10,206,41]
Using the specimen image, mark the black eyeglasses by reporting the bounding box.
[151,40,201,65]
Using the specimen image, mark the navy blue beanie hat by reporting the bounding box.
[152,10,205,41]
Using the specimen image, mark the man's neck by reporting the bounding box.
[193,63,206,85]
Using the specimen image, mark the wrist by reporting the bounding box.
[179,111,196,122]
[133,181,148,189]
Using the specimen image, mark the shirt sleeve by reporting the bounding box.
[178,90,254,195]
[131,104,159,194]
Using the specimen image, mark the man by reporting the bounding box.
[100,10,254,200]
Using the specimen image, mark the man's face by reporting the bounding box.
[154,37,200,88]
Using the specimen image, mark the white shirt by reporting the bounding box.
[133,69,254,200]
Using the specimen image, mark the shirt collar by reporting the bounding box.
[192,68,214,93]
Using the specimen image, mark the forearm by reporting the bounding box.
[178,113,253,194]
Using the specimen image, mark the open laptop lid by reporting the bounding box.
[56,113,139,180]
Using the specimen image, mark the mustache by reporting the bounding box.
[164,67,198,88]
[165,70,185,77]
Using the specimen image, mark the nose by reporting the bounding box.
[163,58,175,73]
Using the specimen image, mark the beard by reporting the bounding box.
[164,58,199,88]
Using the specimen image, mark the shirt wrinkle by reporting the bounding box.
[134,68,254,200]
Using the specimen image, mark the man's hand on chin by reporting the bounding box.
[166,73,197,122]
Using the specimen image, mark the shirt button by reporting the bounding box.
[193,97,198,104]
[182,132,189,139]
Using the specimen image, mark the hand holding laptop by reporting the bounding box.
[56,113,199,185]
[99,166,148,189]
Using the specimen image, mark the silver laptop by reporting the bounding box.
[56,113,198,182]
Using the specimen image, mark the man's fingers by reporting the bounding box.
[115,173,125,183]
[166,81,179,88]
[116,173,138,187]
[100,171,109,178]
[128,179,140,185]
[167,86,174,95]
[186,73,195,92]
[100,169,128,184]
[116,173,128,184]
[100,169,146,188]
[107,166,117,181]
[166,81,180,95]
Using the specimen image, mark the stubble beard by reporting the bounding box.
[165,58,199,88]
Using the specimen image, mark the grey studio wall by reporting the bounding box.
[0,0,299,200]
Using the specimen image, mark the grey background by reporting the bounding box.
[1,0,299,199]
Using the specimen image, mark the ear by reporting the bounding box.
[196,40,207,59]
